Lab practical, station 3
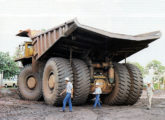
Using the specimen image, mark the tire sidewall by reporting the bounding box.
[42,59,59,105]
[18,65,41,100]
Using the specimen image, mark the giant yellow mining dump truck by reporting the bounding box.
[15,19,161,106]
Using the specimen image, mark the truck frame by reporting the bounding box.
[15,19,161,105]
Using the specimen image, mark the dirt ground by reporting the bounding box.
[0,89,165,120]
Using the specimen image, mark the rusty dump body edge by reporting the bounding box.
[31,19,161,62]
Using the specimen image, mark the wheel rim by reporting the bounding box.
[48,74,55,89]
[27,76,37,89]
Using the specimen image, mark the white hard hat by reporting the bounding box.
[146,81,151,85]
[96,82,100,85]
[147,82,151,85]
[65,77,70,81]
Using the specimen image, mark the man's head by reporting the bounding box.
[96,82,99,85]
[147,82,151,87]
[95,82,100,87]
[65,77,70,83]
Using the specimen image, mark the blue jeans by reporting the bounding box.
[62,92,72,111]
[93,94,101,108]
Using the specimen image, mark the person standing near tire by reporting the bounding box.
[60,77,73,112]
[145,69,154,110]
[146,82,154,110]
[93,82,102,109]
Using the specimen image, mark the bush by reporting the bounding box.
[154,83,159,89]
[0,52,20,79]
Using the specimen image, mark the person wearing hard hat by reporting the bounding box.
[60,77,73,112]
[146,82,154,110]
[93,82,102,108]
[145,69,154,110]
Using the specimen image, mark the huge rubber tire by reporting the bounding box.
[125,63,143,105]
[18,64,42,101]
[72,59,90,105]
[102,63,131,105]
[42,57,73,106]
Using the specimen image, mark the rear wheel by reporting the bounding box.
[42,57,73,106]
[18,64,42,101]
[102,63,131,105]
[72,59,90,105]
[125,63,143,105]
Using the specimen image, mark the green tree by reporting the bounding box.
[128,62,146,77]
[146,60,165,89]
[146,60,165,75]
[0,52,20,79]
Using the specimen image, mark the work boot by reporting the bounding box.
[59,110,65,112]
[147,107,151,110]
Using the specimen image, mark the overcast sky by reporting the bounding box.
[0,0,165,66]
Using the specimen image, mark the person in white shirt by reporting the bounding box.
[146,82,154,110]
[93,82,102,108]
[60,77,73,112]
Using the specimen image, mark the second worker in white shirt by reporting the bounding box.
[93,82,102,108]
[146,82,154,110]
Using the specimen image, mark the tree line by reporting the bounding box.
[130,60,165,89]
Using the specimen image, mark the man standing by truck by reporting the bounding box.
[93,82,102,109]
[145,69,154,110]
[146,82,154,110]
[60,77,73,112]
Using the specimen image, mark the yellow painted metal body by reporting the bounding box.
[90,76,112,94]
[16,42,33,61]
[24,42,33,57]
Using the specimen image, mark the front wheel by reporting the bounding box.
[18,64,42,101]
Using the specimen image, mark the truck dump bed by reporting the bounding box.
[18,19,161,62]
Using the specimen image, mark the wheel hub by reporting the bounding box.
[48,74,55,89]
[27,77,36,89]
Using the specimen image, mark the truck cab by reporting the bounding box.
[15,41,33,66]
[15,29,41,66]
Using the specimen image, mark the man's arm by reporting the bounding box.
[60,88,66,96]
[152,86,155,92]
[71,88,73,98]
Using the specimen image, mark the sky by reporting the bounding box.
[0,0,165,67]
